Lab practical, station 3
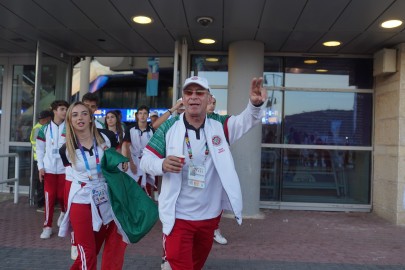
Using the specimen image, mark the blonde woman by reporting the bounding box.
[58,101,127,270]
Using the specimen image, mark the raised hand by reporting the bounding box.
[249,77,267,106]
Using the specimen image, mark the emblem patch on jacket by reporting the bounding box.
[212,135,222,146]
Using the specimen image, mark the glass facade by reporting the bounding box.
[261,56,373,205]
[8,146,31,186]
[261,91,373,146]
[261,148,371,204]
[284,57,373,89]
[7,54,69,189]
[10,65,36,142]
[192,54,373,207]
[94,57,174,111]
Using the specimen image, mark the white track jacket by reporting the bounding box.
[140,101,263,235]
[36,121,66,174]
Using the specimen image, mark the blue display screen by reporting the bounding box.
[94,108,168,122]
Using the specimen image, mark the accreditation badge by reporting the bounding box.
[92,185,108,206]
[187,165,206,189]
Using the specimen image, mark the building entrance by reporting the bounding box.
[0,49,71,199]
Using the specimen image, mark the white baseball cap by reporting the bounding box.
[150,111,158,117]
[182,76,210,91]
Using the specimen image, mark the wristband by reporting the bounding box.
[167,109,173,115]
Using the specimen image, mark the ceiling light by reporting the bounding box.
[381,19,403,28]
[323,41,341,47]
[199,38,216,44]
[304,59,318,64]
[316,69,328,73]
[205,57,219,62]
[132,16,153,24]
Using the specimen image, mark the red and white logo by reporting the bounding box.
[212,135,222,146]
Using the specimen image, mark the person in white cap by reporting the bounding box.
[149,111,159,127]
[140,75,266,270]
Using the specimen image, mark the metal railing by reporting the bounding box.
[0,153,19,203]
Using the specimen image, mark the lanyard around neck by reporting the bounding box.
[77,138,101,180]
[49,122,55,145]
[185,129,209,164]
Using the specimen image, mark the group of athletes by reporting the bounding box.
[31,75,266,270]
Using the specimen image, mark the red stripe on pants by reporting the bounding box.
[69,203,127,270]
[43,173,66,227]
[164,214,221,270]
[64,180,72,210]
[64,180,76,246]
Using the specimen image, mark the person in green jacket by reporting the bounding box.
[30,110,52,208]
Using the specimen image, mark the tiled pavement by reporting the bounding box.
[1,195,405,269]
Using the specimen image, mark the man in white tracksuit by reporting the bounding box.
[36,100,69,239]
[140,76,266,270]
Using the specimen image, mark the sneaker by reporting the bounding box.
[161,259,172,270]
[57,212,65,227]
[40,227,53,239]
[71,245,78,260]
[36,207,45,213]
[213,229,228,245]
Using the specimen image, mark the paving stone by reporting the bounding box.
[1,195,405,269]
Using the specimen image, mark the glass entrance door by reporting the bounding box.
[0,48,71,196]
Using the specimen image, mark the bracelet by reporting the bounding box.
[167,109,172,115]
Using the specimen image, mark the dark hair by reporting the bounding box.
[50,100,69,111]
[38,110,52,119]
[82,92,100,106]
[136,105,149,114]
[105,110,124,144]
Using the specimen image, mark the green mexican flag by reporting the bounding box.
[101,148,158,243]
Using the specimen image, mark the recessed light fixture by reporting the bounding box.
[323,41,341,47]
[132,16,153,24]
[205,57,219,62]
[304,59,318,64]
[199,38,216,44]
[316,69,328,73]
[381,19,403,28]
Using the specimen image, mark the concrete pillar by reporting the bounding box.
[79,57,91,98]
[228,41,264,217]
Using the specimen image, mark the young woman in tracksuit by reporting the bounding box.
[36,100,69,239]
[58,101,127,270]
